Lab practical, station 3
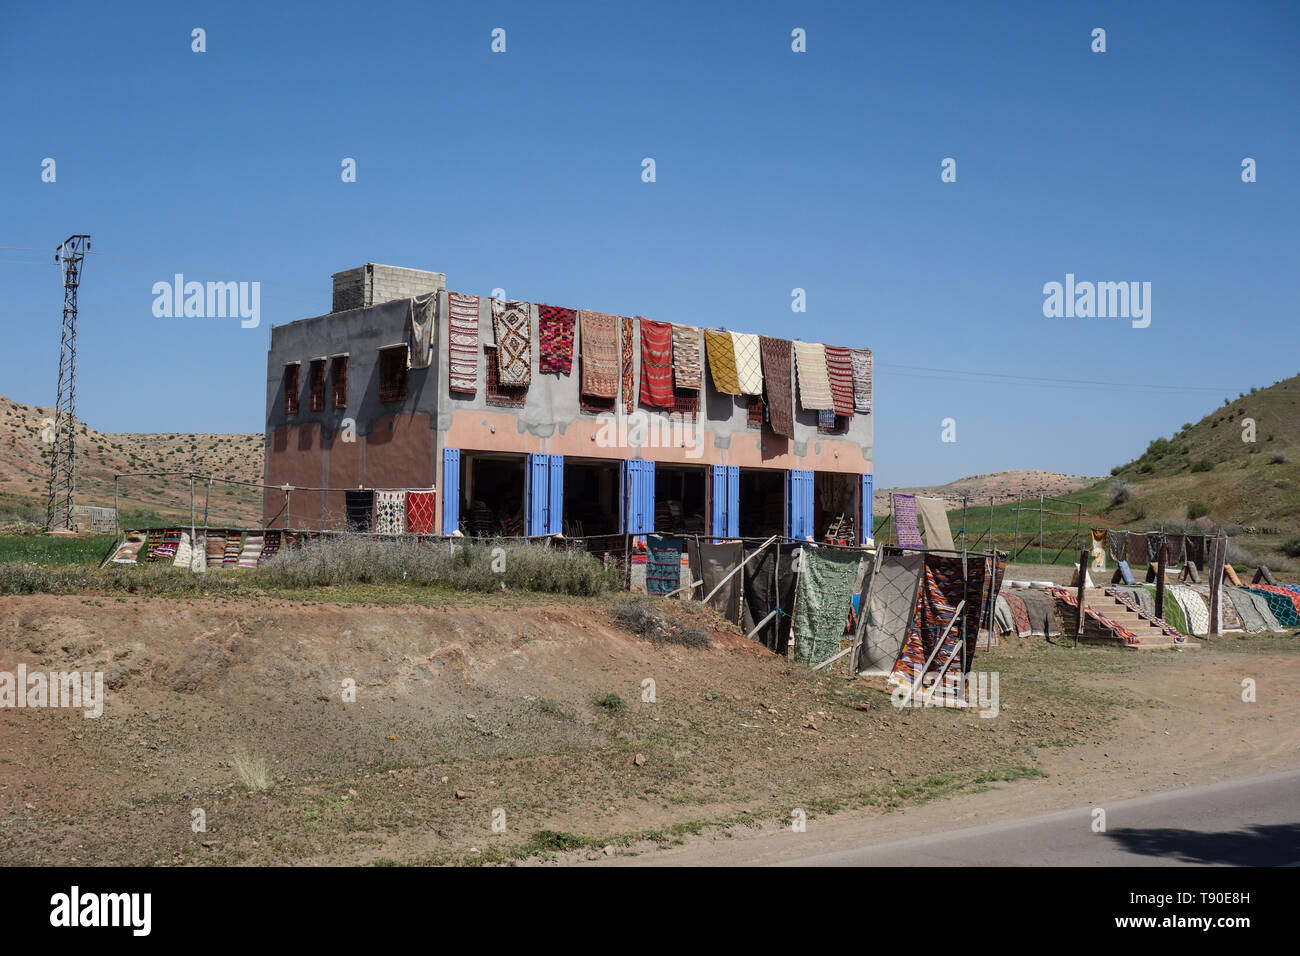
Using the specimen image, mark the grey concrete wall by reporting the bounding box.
[331,264,446,313]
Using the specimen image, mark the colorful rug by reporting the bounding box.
[793,547,862,668]
[1107,587,1183,639]
[732,332,763,396]
[671,324,702,390]
[638,318,675,408]
[703,329,740,395]
[758,336,794,437]
[1243,585,1300,627]
[850,348,872,414]
[406,490,436,534]
[1054,587,1142,646]
[891,493,924,549]
[375,490,407,535]
[645,535,684,595]
[537,304,576,375]
[110,532,146,565]
[407,292,436,369]
[793,341,834,410]
[447,292,481,394]
[579,310,620,399]
[890,554,989,687]
[621,316,635,413]
[491,299,531,386]
[1002,591,1032,636]
[823,345,856,418]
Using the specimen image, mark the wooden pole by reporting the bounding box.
[1012,495,1021,563]
[1076,548,1089,644]
[849,544,884,675]
[1208,534,1224,636]
[1154,542,1168,620]
[1038,494,1044,566]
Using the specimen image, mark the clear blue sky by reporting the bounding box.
[3,0,1297,487]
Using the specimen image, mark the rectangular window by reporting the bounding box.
[283,364,300,416]
[746,396,765,429]
[672,389,700,416]
[485,347,528,407]
[579,394,617,415]
[330,355,348,409]
[309,359,326,412]
[816,412,847,434]
[378,347,407,403]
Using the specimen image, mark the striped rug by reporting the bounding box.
[447,292,481,394]
[638,318,675,408]
[824,345,857,417]
[793,341,834,410]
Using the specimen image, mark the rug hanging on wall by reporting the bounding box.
[823,345,857,418]
[703,329,742,395]
[638,318,675,408]
[793,546,862,669]
[621,316,635,413]
[375,490,408,535]
[851,348,872,413]
[258,530,282,565]
[645,534,684,595]
[447,292,481,394]
[793,341,834,410]
[491,299,532,386]
[537,304,576,375]
[758,336,794,437]
[579,310,620,399]
[671,324,702,390]
[732,332,764,396]
[406,490,436,534]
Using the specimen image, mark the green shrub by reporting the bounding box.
[595,692,626,710]
[1190,460,1214,473]
[1281,537,1300,559]
[1186,501,1210,520]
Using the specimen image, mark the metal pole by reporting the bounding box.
[189,475,196,548]
[961,495,968,552]
[1012,495,1020,564]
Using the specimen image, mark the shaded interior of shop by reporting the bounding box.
[459,452,525,537]
[562,457,621,537]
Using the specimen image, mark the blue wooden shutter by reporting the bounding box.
[726,465,739,537]
[527,453,550,536]
[710,465,728,537]
[441,448,461,535]
[623,459,654,534]
[548,455,564,534]
[787,469,814,540]
[861,473,874,545]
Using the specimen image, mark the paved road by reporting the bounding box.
[777,769,1300,866]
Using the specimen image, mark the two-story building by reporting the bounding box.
[263,264,874,544]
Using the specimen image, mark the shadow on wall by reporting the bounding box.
[1105,822,1300,865]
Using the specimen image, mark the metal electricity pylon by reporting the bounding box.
[44,234,91,531]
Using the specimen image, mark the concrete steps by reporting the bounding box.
[1054,588,1198,651]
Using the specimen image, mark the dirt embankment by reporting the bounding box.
[1,593,1296,865]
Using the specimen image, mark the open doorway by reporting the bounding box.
[563,457,621,536]
[738,468,784,538]
[461,452,525,537]
[814,471,859,543]
[654,465,707,534]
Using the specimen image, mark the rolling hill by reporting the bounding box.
[0,394,262,527]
